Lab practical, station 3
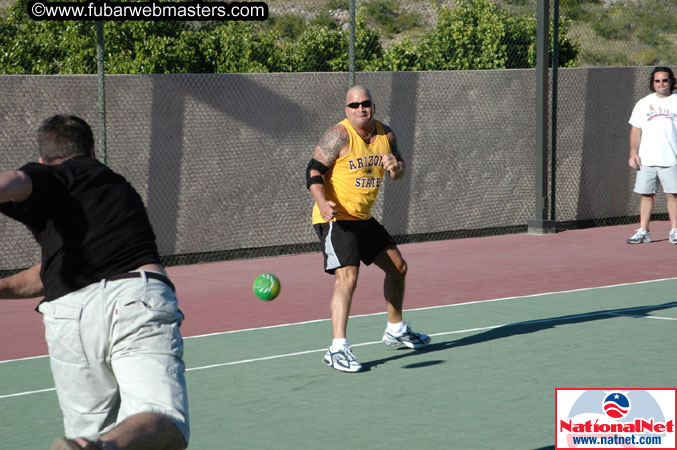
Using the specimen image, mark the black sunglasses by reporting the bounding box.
[346,100,372,109]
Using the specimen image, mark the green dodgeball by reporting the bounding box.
[252,273,281,301]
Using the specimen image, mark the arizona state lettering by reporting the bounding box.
[348,155,384,171]
[354,177,382,188]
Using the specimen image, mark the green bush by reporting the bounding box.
[559,0,600,20]
[0,0,286,74]
[0,0,96,74]
[200,22,286,73]
[104,22,204,74]
[286,13,383,72]
[416,0,509,70]
[287,25,348,72]
[268,13,306,40]
[366,38,420,71]
[309,11,341,30]
[416,0,575,70]
[325,0,349,11]
[361,0,420,37]
[367,0,579,71]
[0,0,581,74]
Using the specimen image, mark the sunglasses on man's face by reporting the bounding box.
[346,100,373,109]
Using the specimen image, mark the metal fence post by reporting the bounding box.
[550,0,559,223]
[348,0,355,88]
[528,0,556,234]
[96,20,107,165]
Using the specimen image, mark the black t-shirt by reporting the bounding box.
[0,156,161,302]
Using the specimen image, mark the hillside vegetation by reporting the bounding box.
[0,0,674,74]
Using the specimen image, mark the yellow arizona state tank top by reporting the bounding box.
[312,118,391,224]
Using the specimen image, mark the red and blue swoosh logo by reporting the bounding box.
[603,392,630,419]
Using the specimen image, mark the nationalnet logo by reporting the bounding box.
[556,389,676,449]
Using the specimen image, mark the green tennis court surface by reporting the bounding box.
[2,279,676,449]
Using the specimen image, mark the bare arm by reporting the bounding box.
[629,126,641,169]
[381,124,406,180]
[0,264,44,299]
[309,125,349,221]
[0,170,32,203]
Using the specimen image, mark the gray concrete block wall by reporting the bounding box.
[0,67,658,270]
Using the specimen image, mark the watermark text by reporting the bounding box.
[27,0,269,21]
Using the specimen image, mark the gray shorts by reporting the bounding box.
[38,271,189,444]
[634,165,677,194]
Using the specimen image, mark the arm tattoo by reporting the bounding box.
[314,127,348,166]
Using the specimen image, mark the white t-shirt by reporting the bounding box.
[629,92,677,166]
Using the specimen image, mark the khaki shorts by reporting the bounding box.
[634,165,677,194]
[38,272,189,444]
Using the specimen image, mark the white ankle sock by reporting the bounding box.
[331,338,347,350]
[386,321,405,334]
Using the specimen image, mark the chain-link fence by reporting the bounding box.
[0,67,658,274]
[0,0,674,274]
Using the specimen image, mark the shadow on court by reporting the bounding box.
[360,301,677,371]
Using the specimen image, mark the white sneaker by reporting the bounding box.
[322,344,362,373]
[670,229,677,244]
[627,228,651,244]
[382,322,431,349]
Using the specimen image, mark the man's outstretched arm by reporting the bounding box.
[0,264,44,299]
[0,170,32,203]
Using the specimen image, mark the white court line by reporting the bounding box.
[180,302,677,372]
[2,280,677,399]
[2,301,675,399]
[2,276,677,365]
[183,276,677,340]
[0,322,539,398]
[0,353,48,365]
[0,387,55,398]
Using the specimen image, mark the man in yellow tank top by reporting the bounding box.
[306,86,430,373]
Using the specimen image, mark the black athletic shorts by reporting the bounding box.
[313,218,396,274]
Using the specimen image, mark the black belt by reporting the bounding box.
[107,271,175,292]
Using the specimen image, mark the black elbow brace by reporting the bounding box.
[306,158,328,189]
